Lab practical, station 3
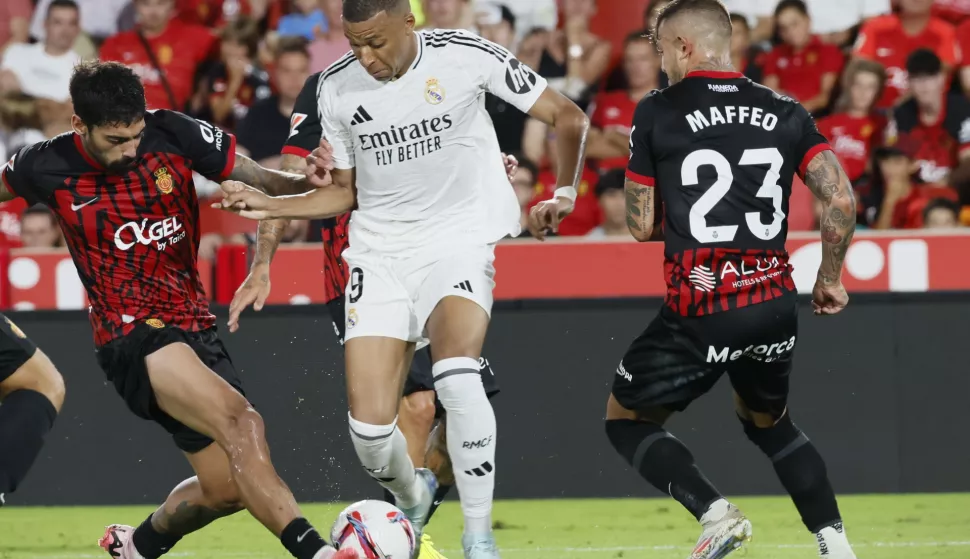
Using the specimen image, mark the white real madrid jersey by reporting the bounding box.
[317,29,548,252]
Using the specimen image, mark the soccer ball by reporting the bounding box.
[331,500,417,559]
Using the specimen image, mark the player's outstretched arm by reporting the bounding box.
[625,178,654,242]
[803,150,856,315]
[217,169,356,220]
[227,150,331,196]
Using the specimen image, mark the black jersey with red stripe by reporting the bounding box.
[0,110,236,345]
[627,70,830,317]
[283,70,351,303]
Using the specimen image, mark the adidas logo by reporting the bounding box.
[464,461,493,477]
[454,280,473,293]
[351,105,373,126]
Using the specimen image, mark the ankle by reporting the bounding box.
[464,515,492,535]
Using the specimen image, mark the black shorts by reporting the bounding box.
[96,323,245,453]
[613,293,798,415]
[328,299,499,418]
[0,314,38,384]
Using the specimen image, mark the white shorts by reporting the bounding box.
[341,243,496,343]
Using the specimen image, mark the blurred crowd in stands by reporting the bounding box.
[0,0,969,253]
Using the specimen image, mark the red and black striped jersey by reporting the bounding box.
[627,70,830,317]
[0,110,236,345]
[283,71,350,304]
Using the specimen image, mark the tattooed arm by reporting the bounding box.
[803,149,855,314]
[226,152,313,196]
[625,179,655,242]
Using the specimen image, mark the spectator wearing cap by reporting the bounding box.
[277,0,327,41]
[817,60,887,184]
[206,16,271,129]
[868,146,958,229]
[923,198,962,228]
[586,32,659,172]
[309,0,351,73]
[729,13,765,83]
[853,0,958,109]
[100,0,217,111]
[20,205,63,249]
[479,5,529,154]
[0,0,32,55]
[884,49,970,188]
[586,169,632,239]
[236,37,311,167]
[763,0,844,115]
[535,0,612,107]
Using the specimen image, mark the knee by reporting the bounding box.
[214,399,264,448]
[432,358,487,410]
[740,410,808,461]
[198,476,244,512]
[1,351,66,412]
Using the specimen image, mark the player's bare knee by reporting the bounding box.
[213,398,264,451]
[0,351,66,412]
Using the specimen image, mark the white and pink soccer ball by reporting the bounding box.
[331,500,417,559]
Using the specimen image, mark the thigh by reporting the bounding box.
[0,314,38,387]
[343,248,416,343]
[612,308,723,413]
[345,336,414,424]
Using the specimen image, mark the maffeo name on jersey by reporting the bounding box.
[359,114,454,166]
[686,106,778,133]
[706,336,796,364]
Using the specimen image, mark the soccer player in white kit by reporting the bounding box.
[215,0,588,557]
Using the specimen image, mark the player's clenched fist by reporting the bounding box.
[528,197,574,241]
[811,276,849,316]
[502,153,518,182]
[306,138,335,188]
[213,180,278,220]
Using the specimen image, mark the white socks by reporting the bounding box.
[432,357,497,535]
[347,414,422,508]
[816,522,855,558]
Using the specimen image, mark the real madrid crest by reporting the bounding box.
[154,167,174,194]
[425,78,445,105]
[347,308,359,329]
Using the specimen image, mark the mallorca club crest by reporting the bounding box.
[425,77,445,105]
[145,318,165,329]
[154,167,174,194]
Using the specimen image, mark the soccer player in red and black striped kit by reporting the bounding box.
[227,67,514,558]
[588,1,859,558]
[0,61,357,559]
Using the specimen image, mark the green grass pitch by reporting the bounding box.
[2,494,968,558]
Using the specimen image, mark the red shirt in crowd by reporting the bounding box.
[890,185,958,228]
[0,198,27,248]
[854,15,959,109]
[763,37,844,103]
[887,94,970,184]
[817,113,885,182]
[589,90,637,171]
[100,20,217,111]
[177,0,252,28]
[958,20,970,70]
[531,167,602,236]
[932,0,970,24]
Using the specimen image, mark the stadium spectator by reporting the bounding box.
[853,0,959,109]
[809,0,890,46]
[277,0,327,41]
[510,155,539,237]
[763,0,844,114]
[535,0,612,107]
[422,0,473,30]
[869,146,958,228]
[29,0,129,44]
[644,0,673,30]
[0,93,47,156]
[480,5,529,154]
[100,0,217,111]
[308,0,350,72]
[176,0,256,28]
[586,169,631,239]
[722,0,775,43]
[931,0,970,24]
[884,49,970,187]
[817,60,887,183]
[958,18,970,97]
[515,27,549,75]
[729,13,764,83]
[206,16,271,128]
[236,37,310,166]
[0,0,32,54]
[501,0,558,45]
[586,32,659,172]
[19,206,62,249]
[922,197,962,228]
[0,0,81,105]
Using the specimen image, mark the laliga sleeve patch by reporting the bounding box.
[505,59,538,94]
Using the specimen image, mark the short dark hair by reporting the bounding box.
[47,0,78,18]
[512,153,538,181]
[729,12,749,31]
[70,61,146,129]
[22,204,56,225]
[625,30,652,47]
[276,35,310,60]
[596,168,626,197]
[220,16,261,58]
[343,0,410,23]
[654,0,731,41]
[774,0,808,19]
[923,197,960,223]
[906,48,942,77]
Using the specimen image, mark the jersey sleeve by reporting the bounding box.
[1,143,52,206]
[282,73,323,157]
[318,82,354,169]
[944,96,970,151]
[933,21,959,67]
[626,96,656,186]
[155,110,237,181]
[792,104,832,178]
[453,30,549,114]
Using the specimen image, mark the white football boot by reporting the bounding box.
[688,502,753,559]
